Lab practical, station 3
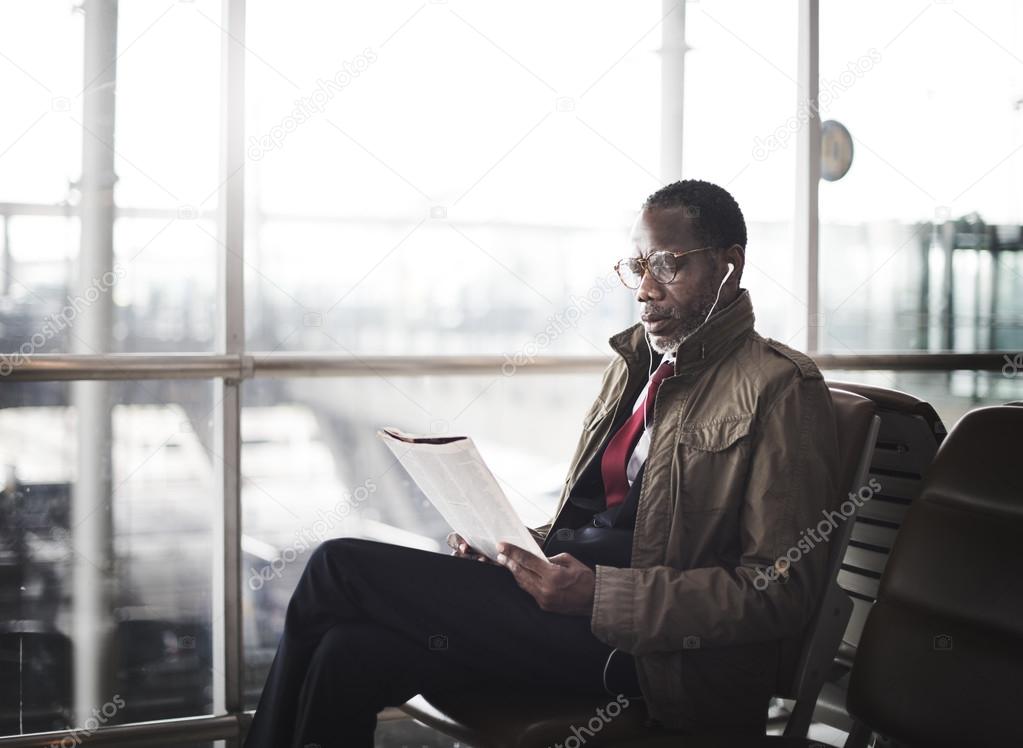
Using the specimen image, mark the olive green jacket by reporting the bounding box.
[541,290,840,729]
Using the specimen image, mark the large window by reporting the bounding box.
[244,1,659,356]
[819,0,1023,355]
[0,1,221,356]
[0,379,216,733]
[683,0,801,342]
[0,1,1019,746]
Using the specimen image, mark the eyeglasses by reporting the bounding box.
[614,246,715,289]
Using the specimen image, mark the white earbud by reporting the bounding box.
[702,262,735,325]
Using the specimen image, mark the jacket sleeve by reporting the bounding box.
[590,375,840,655]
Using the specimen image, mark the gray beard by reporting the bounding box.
[648,294,718,354]
[649,333,681,355]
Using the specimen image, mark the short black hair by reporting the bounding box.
[643,179,747,250]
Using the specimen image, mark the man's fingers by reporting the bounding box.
[496,543,548,577]
[499,548,595,616]
[447,533,493,563]
[547,553,582,569]
[506,560,544,598]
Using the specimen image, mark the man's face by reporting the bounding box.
[629,206,725,354]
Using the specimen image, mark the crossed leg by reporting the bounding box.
[243,538,629,748]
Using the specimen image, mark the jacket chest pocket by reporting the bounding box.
[675,414,754,513]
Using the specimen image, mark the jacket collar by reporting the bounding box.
[608,289,755,376]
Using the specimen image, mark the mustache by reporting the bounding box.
[641,305,681,320]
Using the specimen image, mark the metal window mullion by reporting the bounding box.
[795,0,820,353]
[212,0,246,726]
[2,352,1017,381]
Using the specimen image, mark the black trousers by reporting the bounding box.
[243,538,640,748]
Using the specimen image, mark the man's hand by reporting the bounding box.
[446,532,495,564]
[496,543,595,616]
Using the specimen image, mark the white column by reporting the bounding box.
[659,0,687,184]
[72,0,118,726]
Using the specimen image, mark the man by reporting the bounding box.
[244,179,841,747]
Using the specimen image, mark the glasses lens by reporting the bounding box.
[647,251,677,283]
[616,259,644,288]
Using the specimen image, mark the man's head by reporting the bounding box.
[625,179,746,354]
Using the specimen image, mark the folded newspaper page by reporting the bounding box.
[377,427,545,561]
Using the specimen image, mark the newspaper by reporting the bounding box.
[377,427,545,561]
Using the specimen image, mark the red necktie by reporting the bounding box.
[600,360,674,508]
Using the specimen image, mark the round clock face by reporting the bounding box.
[821,119,853,182]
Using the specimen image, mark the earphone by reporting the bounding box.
[702,262,735,325]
